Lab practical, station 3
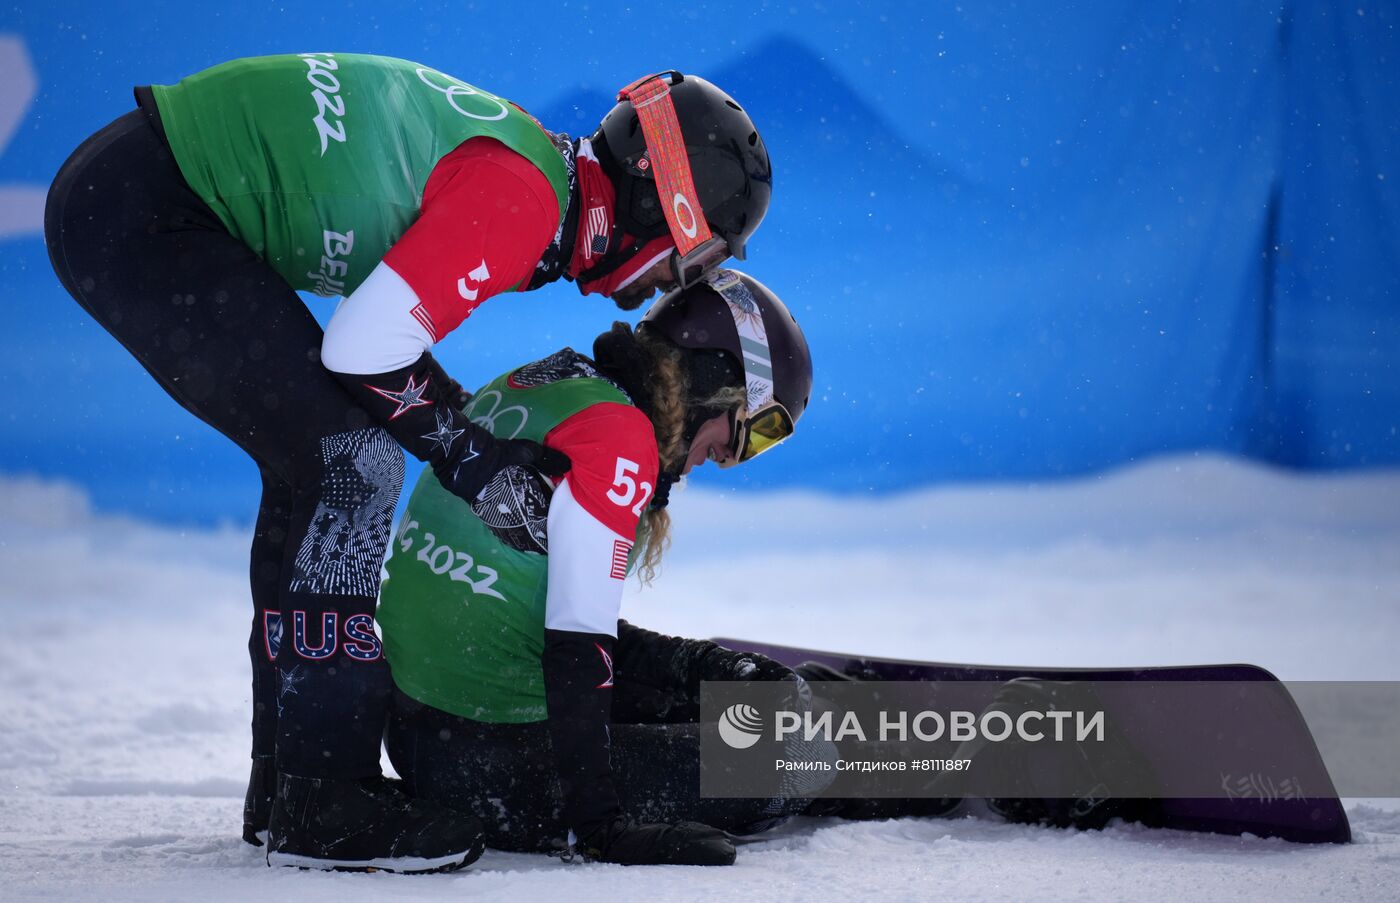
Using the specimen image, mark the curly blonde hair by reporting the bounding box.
[631,329,745,584]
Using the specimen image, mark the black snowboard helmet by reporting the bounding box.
[640,270,811,467]
[592,73,772,264]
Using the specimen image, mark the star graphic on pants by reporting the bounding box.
[277,666,306,717]
[366,373,432,420]
[421,411,466,456]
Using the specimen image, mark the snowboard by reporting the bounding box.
[711,638,1351,844]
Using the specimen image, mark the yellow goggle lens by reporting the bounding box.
[737,406,794,462]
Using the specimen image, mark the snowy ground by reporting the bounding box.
[2,454,1399,902]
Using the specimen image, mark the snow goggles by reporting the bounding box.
[617,72,731,290]
[728,401,796,466]
[702,270,796,467]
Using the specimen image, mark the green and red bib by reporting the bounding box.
[150,53,569,297]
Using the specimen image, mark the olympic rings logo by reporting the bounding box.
[467,390,529,439]
[415,68,509,122]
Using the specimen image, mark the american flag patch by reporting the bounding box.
[610,539,632,580]
[409,303,438,341]
[584,205,609,260]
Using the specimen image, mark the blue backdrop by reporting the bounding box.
[0,2,1396,523]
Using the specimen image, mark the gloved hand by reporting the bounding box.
[442,435,571,505]
[334,351,571,507]
[695,646,812,712]
[577,816,735,866]
[467,458,558,555]
[696,647,797,682]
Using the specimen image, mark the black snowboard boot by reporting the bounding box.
[242,756,276,847]
[266,772,485,873]
[975,679,1162,830]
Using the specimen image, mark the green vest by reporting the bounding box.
[150,53,569,297]
[378,360,637,723]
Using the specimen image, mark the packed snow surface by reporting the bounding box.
[2,454,1398,902]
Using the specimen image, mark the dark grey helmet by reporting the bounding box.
[640,270,811,429]
[593,74,772,261]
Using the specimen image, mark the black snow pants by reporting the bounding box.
[44,105,399,779]
[385,687,825,853]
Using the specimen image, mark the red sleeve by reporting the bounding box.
[382,136,560,341]
[544,402,660,538]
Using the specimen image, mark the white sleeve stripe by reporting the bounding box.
[614,246,674,292]
[544,479,626,637]
[321,262,435,375]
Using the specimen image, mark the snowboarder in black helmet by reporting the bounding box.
[586,72,773,297]
[43,54,774,873]
[377,269,816,864]
[639,268,812,506]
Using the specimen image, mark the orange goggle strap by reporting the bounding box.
[617,72,715,256]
